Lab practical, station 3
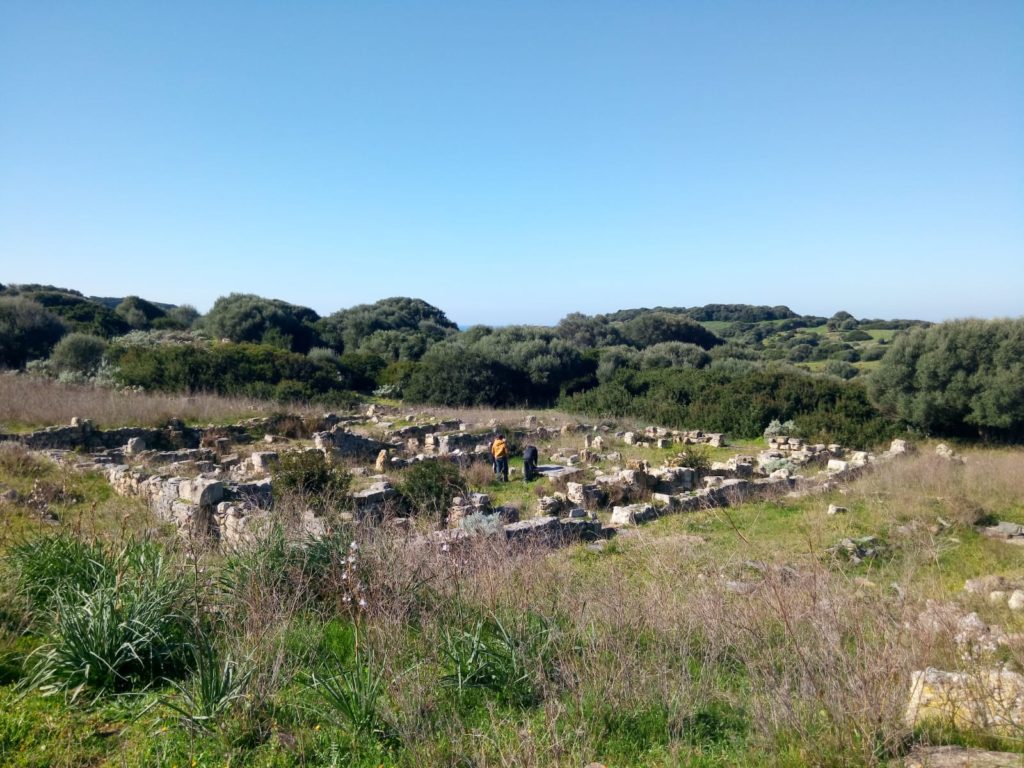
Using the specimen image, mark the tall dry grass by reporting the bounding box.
[0,374,317,430]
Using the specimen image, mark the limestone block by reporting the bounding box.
[1009,590,1024,611]
[250,452,278,473]
[609,503,656,526]
[905,668,1024,732]
[827,459,849,472]
[827,504,848,515]
[125,437,146,455]
[181,478,224,507]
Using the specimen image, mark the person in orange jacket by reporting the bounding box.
[491,433,509,482]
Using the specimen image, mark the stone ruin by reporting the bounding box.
[3,407,917,553]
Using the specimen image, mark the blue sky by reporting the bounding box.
[1,1,1021,326]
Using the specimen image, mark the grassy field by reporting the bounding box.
[0,374,315,432]
[1,421,1023,766]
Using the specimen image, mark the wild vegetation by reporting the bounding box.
[7,283,1021,444]
[1,412,1023,766]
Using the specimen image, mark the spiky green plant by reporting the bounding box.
[163,635,250,732]
[308,654,397,746]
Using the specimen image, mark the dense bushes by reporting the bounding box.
[47,332,108,376]
[397,461,468,522]
[0,296,68,368]
[869,319,1024,439]
[202,293,322,353]
[561,367,896,446]
[109,341,349,401]
[273,450,352,512]
[317,297,458,357]
[404,346,519,406]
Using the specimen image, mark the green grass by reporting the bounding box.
[2,433,1024,766]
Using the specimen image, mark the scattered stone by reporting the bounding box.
[1009,590,1024,611]
[989,590,1008,605]
[536,495,564,517]
[828,535,883,563]
[933,444,962,462]
[250,451,279,473]
[966,575,1013,594]
[906,667,1024,733]
[979,521,1024,544]
[610,503,656,526]
[0,487,19,504]
[888,438,911,455]
[125,436,146,455]
[905,746,1024,768]
[827,504,848,516]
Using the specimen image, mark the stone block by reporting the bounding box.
[181,478,224,507]
[610,503,656,526]
[250,452,278,473]
[906,668,1024,732]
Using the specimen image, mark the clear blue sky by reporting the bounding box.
[2,1,1021,326]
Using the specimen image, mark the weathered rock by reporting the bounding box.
[966,575,1013,594]
[566,482,606,509]
[610,503,656,526]
[935,443,960,461]
[979,521,1024,543]
[827,459,850,472]
[827,504,848,516]
[888,438,910,455]
[125,436,146,455]
[180,478,224,506]
[906,667,1024,732]
[905,746,1024,768]
[250,451,279,473]
[1009,590,1024,611]
[536,495,564,516]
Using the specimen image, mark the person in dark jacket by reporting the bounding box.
[523,444,538,482]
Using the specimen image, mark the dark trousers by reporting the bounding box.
[523,458,536,481]
[494,457,508,481]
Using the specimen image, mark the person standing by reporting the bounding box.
[491,433,509,482]
[523,444,538,482]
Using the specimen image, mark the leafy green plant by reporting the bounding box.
[440,614,543,707]
[7,534,113,614]
[27,578,191,699]
[272,450,352,511]
[308,653,397,745]
[163,635,250,732]
[396,460,467,522]
[15,537,193,699]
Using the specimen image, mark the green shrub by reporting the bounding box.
[440,615,540,707]
[560,367,896,446]
[7,534,114,613]
[869,318,1024,440]
[272,451,352,511]
[824,360,858,380]
[28,579,191,698]
[164,635,250,732]
[22,539,193,698]
[396,461,467,522]
[47,332,108,376]
[0,296,67,368]
[110,341,355,397]
[308,652,397,745]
